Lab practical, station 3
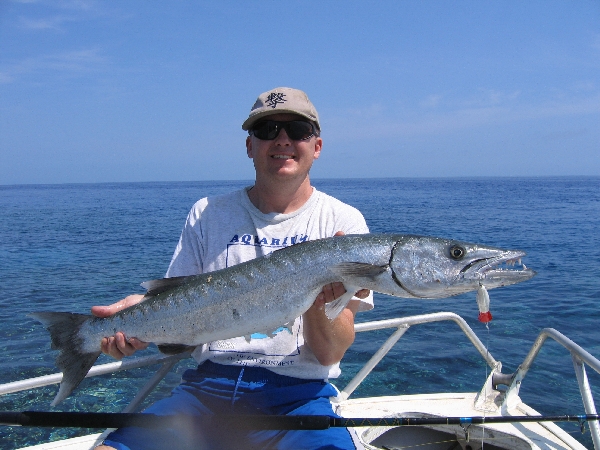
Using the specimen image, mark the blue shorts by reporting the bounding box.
[103,361,362,450]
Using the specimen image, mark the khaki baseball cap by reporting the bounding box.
[242,87,320,131]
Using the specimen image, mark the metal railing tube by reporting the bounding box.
[353,312,497,369]
[0,353,190,397]
[338,312,498,402]
[337,325,409,401]
[122,359,182,413]
[518,328,600,379]
[508,327,600,449]
[572,355,600,450]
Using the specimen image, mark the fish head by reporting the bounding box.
[390,236,536,298]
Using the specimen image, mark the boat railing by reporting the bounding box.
[508,327,600,449]
[0,353,192,413]
[336,311,497,401]
[1,311,599,448]
[338,312,600,450]
[0,311,495,414]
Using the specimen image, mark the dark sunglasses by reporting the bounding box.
[250,120,317,141]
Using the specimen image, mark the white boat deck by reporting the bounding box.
[337,392,586,450]
[16,432,109,450]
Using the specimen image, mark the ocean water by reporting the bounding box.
[0,177,599,449]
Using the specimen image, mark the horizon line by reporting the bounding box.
[1,174,599,189]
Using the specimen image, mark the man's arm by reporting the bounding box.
[302,284,369,366]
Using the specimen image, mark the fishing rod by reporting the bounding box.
[1,411,599,430]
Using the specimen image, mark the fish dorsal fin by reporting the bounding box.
[330,262,387,281]
[157,344,196,355]
[141,276,194,297]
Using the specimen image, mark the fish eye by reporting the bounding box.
[449,245,466,260]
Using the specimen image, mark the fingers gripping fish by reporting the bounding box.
[30,234,535,405]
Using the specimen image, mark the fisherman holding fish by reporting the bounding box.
[31,87,534,448]
[95,87,373,450]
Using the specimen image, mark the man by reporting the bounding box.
[95,87,373,450]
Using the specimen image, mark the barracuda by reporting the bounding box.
[30,233,535,405]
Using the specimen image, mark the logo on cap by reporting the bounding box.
[265,92,287,109]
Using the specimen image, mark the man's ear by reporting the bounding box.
[246,136,253,158]
[313,137,323,160]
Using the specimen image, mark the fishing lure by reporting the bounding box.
[477,284,492,323]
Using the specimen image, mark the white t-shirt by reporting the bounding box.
[166,187,373,380]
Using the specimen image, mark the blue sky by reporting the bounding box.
[1,1,599,185]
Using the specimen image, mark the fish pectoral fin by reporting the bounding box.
[324,285,359,320]
[157,344,196,355]
[330,262,387,281]
[141,275,198,297]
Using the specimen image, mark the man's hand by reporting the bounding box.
[91,294,149,360]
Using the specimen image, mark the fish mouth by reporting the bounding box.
[461,251,536,288]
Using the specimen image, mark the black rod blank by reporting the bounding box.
[1,411,598,430]
[0,412,330,430]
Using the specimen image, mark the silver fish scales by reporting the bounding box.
[31,233,535,405]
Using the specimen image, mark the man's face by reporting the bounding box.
[246,113,322,182]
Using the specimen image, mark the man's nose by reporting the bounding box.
[274,128,292,145]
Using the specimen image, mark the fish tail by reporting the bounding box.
[29,312,101,406]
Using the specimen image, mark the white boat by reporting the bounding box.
[2,311,598,450]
